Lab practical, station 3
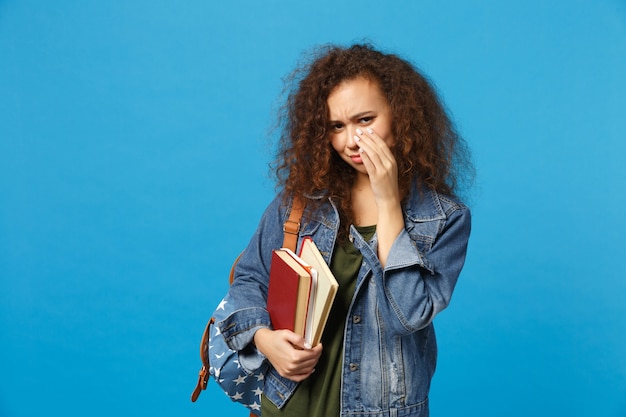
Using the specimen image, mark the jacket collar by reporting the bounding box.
[302,184,449,223]
[403,185,447,222]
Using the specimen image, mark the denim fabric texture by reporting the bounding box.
[215,184,471,417]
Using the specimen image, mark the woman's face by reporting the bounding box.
[327,77,394,175]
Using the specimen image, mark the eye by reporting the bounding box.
[330,122,344,132]
[358,116,374,124]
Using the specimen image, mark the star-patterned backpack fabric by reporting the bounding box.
[206,294,267,414]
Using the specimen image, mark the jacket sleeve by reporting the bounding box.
[214,194,289,373]
[369,204,471,334]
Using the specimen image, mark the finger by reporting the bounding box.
[284,332,314,352]
[357,128,394,161]
[356,136,390,176]
[281,356,318,378]
[279,345,322,381]
[354,134,390,170]
[310,342,323,355]
[278,333,320,363]
[290,344,322,368]
[283,371,314,382]
[353,135,382,169]
[277,362,314,380]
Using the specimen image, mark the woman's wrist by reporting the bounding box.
[253,327,272,354]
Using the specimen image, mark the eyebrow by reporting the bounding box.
[328,111,375,123]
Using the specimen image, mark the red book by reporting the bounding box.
[267,249,313,336]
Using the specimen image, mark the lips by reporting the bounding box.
[349,154,363,164]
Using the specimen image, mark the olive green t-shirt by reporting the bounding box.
[261,225,376,417]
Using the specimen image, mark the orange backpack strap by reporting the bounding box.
[228,197,304,284]
[282,197,305,252]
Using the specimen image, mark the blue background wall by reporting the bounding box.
[1,1,625,416]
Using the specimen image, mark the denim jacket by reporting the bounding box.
[216,184,471,417]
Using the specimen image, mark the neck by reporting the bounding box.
[351,174,377,226]
[353,172,371,191]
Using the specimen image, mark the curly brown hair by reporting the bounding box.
[272,43,473,238]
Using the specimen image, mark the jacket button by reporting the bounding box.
[349,363,359,371]
[352,315,361,324]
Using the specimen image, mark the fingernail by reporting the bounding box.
[353,135,360,142]
[366,128,373,134]
[304,342,312,349]
[356,128,363,135]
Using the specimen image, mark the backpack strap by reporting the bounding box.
[191,318,213,402]
[228,197,305,284]
[281,196,305,252]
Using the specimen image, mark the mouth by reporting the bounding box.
[349,154,363,164]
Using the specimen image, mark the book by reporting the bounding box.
[267,249,315,336]
[282,248,318,344]
[298,237,339,347]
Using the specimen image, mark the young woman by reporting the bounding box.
[215,44,472,417]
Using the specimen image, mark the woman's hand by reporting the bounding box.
[354,127,400,205]
[254,328,322,382]
[355,127,405,267]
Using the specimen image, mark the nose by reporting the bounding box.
[345,127,359,150]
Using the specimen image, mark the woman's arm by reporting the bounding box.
[353,127,404,267]
[374,204,471,334]
[216,194,287,371]
[217,195,323,379]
